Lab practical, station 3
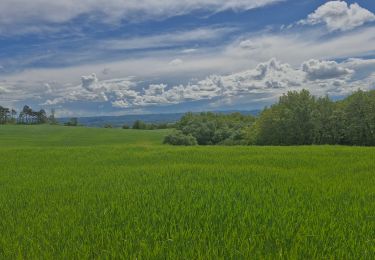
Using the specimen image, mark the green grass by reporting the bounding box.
[0,125,168,147]
[0,125,374,258]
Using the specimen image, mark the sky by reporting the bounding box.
[0,0,374,117]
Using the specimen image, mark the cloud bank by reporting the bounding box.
[40,58,374,110]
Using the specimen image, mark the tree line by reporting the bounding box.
[164,89,375,146]
[0,105,57,125]
[124,120,175,130]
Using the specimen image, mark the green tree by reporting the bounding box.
[132,120,147,129]
[65,118,78,126]
[255,90,316,145]
[312,96,335,144]
[341,90,375,146]
[163,131,198,146]
[49,108,58,125]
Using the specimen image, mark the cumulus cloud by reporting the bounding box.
[144,84,167,96]
[4,58,375,113]
[0,0,282,34]
[302,59,353,80]
[138,58,372,106]
[44,74,137,105]
[50,58,371,109]
[300,1,375,32]
[81,74,100,91]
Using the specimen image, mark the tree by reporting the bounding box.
[65,118,78,126]
[341,90,375,146]
[132,120,147,129]
[176,112,255,145]
[0,106,11,124]
[312,96,335,144]
[163,131,198,146]
[36,109,48,124]
[11,109,17,123]
[20,105,32,124]
[254,90,316,145]
[49,108,58,125]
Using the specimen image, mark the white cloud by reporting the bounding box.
[343,58,375,69]
[169,59,184,66]
[181,49,198,54]
[2,57,374,114]
[144,84,167,96]
[0,0,282,34]
[81,74,100,91]
[301,59,353,80]
[238,39,259,49]
[0,85,9,94]
[101,27,234,51]
[228,26,375,66]
[299,1,375,32]
[48,58,372,109]
[3,19,374,90]
[2,7,375,115]
[44,74,137,105]
[2,25,375,107]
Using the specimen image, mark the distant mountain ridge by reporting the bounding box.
[58,110,260,128]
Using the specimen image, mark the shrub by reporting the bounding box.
[163,131,198,146]
[177,112,255,145]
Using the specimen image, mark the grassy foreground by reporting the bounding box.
[0,125,374,259]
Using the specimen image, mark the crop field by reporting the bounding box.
[0,125,374,259]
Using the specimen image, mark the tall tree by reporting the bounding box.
[255,90,316,145]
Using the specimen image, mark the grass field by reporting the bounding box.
[0,125,374,258]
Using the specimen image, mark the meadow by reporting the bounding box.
[0,125,374,258]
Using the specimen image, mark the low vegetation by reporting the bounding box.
[163,130,198,145]
[0,125,374,258]
[164,112,254,145]
[131,120,174,130]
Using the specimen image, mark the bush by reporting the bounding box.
[177,112,255,145]
[163,131,198,146]
[122,124,130,129]
[104,124,113,128]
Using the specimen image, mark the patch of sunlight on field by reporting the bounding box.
[0,125,374,258]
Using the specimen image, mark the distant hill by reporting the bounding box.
[58,110,260,128]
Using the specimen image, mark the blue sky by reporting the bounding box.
[0,0,375,116]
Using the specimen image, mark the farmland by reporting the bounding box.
[0,125,374,258]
